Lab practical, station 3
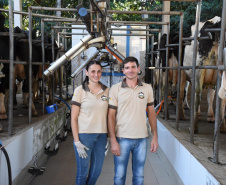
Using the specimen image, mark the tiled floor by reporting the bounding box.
[24,133,183,185]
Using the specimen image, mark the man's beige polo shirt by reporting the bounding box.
[71,82,109,133]
[109,78,154,138]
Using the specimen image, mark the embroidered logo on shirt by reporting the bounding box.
[101,95,108,101]
[138,92,145,99]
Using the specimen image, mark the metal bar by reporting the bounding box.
[108,28,162,32]
[175,13,184,130]
[41,20,45,115]
[44,34,93,77]
[51,28,55,105]
[151,35,154,86]
[165,44,179,47]
[182,36,210,41]
[112,34,153,36]
[164,24,170,121]
[190,0,202,144]
[8,0,14,136]
[28,7,32,123]
[0,8,75,19]
[71,51,99,77]
[108,21,168,25]
[147,66,221,70]
[146,51,159,55]
[204,28,221,32]
[213,0,226,164]
[30,6,79,12]
[42,18,79,22]
[52,26,86,30]
[59,33,88,35]
[107,10,181,16]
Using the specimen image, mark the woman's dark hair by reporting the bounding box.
[82,60,102,88]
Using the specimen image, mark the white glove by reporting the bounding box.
[74,141,89,158]
[105,138,110,156]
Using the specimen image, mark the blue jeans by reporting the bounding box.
[73,133,107,185]
[114,138,148,185]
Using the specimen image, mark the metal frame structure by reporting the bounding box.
[3,0,226,164]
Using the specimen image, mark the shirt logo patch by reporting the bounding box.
[101,95,108,101]
[138,92,145,99]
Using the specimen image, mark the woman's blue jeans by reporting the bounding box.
[114,137,148,185]
[73,133,107,185]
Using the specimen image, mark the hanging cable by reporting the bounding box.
[0,140,12,185]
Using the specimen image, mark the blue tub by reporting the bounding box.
[45,104,57,114]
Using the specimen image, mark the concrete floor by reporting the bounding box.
[18,133,183,185]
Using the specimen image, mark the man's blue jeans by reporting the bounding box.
[114,137,148,185]
[73,133,107,185]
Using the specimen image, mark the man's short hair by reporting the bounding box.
[123,56,139,68]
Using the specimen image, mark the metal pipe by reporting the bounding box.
[44,34,93,77]
[112,34,153,36]
[8,0,14,136]
[151,35,154,86]
[0,8,74,19]
[42,18,80,22]
[30,6,80,12]
[147,65,221,70]
[108,21,168,25]
[107,10,181,16]
[175,13,184,130]
[59,33,88,36]
[164,24,170,121]
[105,44,125,63]
[51,28,55,105]
[213,0,226,164]
[190,0,202,144]
[204,28,221,32]
[28,7,32,123]
[108,28,162,32]
[71,51,99,77]
[41,20,45,115]
[52,26,86,30]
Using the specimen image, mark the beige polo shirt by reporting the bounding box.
[71,82,109,133]
[109,78,154,138]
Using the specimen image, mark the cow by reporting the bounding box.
[159,32,188,119]
[182,16,226,133]
[0,13,10,120]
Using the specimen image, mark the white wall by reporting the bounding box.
[0,106,68,185]
[157,120,220,185]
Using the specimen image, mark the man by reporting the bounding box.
[108,56,158,185]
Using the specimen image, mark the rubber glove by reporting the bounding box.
[105,138,110,156]
[74,141,89,158]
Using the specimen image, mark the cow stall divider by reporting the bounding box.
[0,6,80,135]
[145,0,226,164]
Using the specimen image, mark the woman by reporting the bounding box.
[71,60,109,185]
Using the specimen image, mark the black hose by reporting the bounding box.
[0,143,12,185]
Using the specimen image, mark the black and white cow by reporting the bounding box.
[182,16,226,133]
[0,13,10,120]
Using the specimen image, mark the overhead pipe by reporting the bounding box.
[71,51,99,78]
[105,44,125,63]
[44,34,93,77]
